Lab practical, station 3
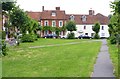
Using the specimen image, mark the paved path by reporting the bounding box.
[92,39,115,77]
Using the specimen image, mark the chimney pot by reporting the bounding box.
[89,9,94,15]
[56,7,60,10]
[42,6,44,11]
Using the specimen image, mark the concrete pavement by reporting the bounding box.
[92,39,115,77]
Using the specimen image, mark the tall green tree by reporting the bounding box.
[92,22,100,39]
[110,1,120,77]
[10,6,29,34]
[110,1,120,44]
[2,2,15,38]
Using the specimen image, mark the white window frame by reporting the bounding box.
[70,15,75,21]
[59,21,63,27]
[52,12,56,16]
[52,20,56,27]
[44,20,49,26]
[81,15,87,22]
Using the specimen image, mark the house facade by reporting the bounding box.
[27,6,109,38]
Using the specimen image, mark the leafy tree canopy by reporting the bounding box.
[66,21,76,32]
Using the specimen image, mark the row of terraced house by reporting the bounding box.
[27,6,109,38]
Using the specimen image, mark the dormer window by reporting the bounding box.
[52,11,56,16]
[70,15,75,21]
[81,15,87,22]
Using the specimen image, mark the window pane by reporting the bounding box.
[102,26,104,30]
[52,21,56,27]
[59,21,63,27]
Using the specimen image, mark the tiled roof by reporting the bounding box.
[27,8,108,25]
[27,12,41,21]
[66,13,108,25]
[40,10,66,20]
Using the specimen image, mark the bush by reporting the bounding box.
[67,33,75,39]
[33,34,38,41]
[94,33,100,39]
[110,35,116,44]
[2,31,6,39]
[0,40,8,56]
[21,34,36,42]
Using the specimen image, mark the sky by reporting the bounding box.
[16,0,115,16]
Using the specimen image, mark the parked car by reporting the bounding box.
[78,35,92,39]
[59,35,67,39]
[43,34,58,38]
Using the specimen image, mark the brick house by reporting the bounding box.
[27,7,109,38]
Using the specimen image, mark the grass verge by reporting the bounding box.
[2,39,101,77]
[108,40,118,77]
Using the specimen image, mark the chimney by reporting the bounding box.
[89,9,94,15]
[56,7,60,10]
[42,6,44,11]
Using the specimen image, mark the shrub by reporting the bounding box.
[0,40,8,56]
[2,31,6,39]
[110,35,116,44]
[33,34,38,41]
[21,34,36,42]
[67,33,75,39]
[94,33,100,39]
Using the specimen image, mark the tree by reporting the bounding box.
[66,21,76,39]
[110,1,120,44]
[108,15,118,44]
[66,21,76,32]
[92,22,100,39]
[10,6,29,34]
[2,2,15,12]
[2,2,15,39]
[110,1,120,77]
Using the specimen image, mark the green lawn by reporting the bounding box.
[2,39,101,77]
[0,58,2,78]
[108,40,118,77]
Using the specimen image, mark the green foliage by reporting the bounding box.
[92,22,100,39]
[109,1,120,44]
[49,27,56,32]
[94,33,100,39]
[92,22,100,34]
[1,40,8,56]
[4,21,10,28]
[110,34,117,44]
[21,34,36,42]
[42,26,51,31]
[10,6,29,34]
[27,19,39,34]
[108,41,118,76]
[2,31,6,39]
[67,33,75,39]
[42,26,61,36]
[2,2,15,11]
[61,26,66,31]
[55,27,61,36]
[66,21,76,32]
